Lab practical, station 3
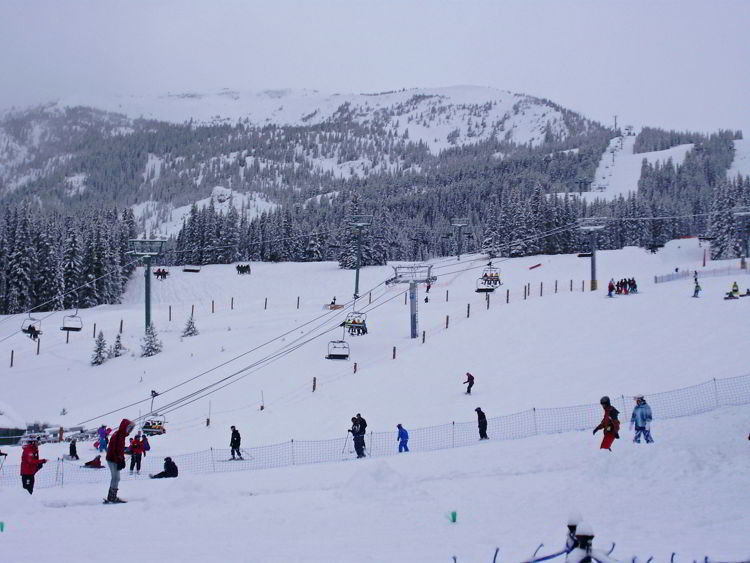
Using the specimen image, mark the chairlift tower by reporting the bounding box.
[390,264,435,338]
[450,218,470,261]
[128,239,166,331]
[578,219,606,291]
[350,215,373,299]
[733,207,750,268]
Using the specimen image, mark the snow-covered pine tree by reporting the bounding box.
[141,323,163,357]
[91,331,108,366]
[182,314,199,337]
[481,199,501,257]
[109,333,126,358]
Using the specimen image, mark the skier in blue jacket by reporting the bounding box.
[630,395,654,443]
[397,424,409,452]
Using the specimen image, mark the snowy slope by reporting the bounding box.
[728,137,750,179]
[131,186,278,237]
[55,86,581,153]
[1,240,749,561]
[577,135,693,202]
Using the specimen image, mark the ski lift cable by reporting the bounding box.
[0,256,144,341]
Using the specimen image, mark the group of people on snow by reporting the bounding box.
[593,395,654,451]
[607,278,638,297]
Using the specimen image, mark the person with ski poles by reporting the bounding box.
[396,424,409,452]
[464,372,475,395]
[349,417,366,458]
[105,418,134,503]
[20,437,47,495]
[630,395,654,443]
[230,425,243,460]
[593,396,620,450]
[355,413,367,434]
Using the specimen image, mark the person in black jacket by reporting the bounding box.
[355,413,367,434]
[69,438,79,460]
[349,417,366,458]
[230,426,242,459]
[150,457,178,479]
[475,407,489,440]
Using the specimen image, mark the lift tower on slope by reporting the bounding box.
[450,218,471,261]
[350,215,373,300]
[128,239,166,331]
[389,264,435,339]
[578,219,606,291]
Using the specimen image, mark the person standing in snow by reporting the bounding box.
[349,417,366,458]
[464,372,475,395]
[355,413,367,434]
[129,433,144,474]
[97,425,109,452]
[630,395,654,443]
[607,279,615,298]
[69,438,79,460]
[141,434,150,456]
[150,457,178,479]
[230,425,242,460]
[396,424,409,452]
[105,418,134,503]
[693,280,702,298]
[475,407,489,440]
[20,438,47,494]
[593,396,620,451]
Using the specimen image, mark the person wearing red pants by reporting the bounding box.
[592,396,620,450]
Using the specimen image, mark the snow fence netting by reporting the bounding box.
[1,373,749,491]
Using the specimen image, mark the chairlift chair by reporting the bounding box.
[480,267,502,287]
[61,308,83,332]
[344,312,368,335]
[21,314,42,338]
[326,340,350,360]
[475,278,496,293]
[142,414,167,436]
[182,265,202,273]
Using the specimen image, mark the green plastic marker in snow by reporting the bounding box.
[451,511,457,523]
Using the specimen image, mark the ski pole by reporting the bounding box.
[341,433,349,455]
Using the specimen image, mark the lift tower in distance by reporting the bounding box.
[578,219,606,291]
[128,239,167,331]
[388,264,435,339]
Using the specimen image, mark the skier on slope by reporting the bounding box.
[150,457,178,479]
[230,426,243,460]
[20,438,47,494]
[348,417,366,458]
[593,396,620,451]
[105,418,134,503]
[475,407,489,440]
[69,438,79,460]
[630,395,654,443]
[396,424,409,452]
[693,280,702,298]
[464,372,475,395]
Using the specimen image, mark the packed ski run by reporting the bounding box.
[1,238,749,562]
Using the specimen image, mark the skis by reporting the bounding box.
[103,498,127,504]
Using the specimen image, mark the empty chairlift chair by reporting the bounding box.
[326,340,350,360]
[61,309,83,332]
[182,265,202,273]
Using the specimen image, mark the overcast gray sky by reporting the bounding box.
[2,0,748,133]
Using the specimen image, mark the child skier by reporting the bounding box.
[20,438,47,494]
[129,434,144,474]
[593,396,620,450]
[630,395,654,443]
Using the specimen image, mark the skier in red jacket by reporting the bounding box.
[105,418,134,503]
[593,396,620,450]
[20,439,47,494]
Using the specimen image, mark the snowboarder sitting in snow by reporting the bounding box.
[593,396,620,450]
[396,424,409,452]
[20,438,47,494]
[230,425,242,460]
[84,455,103,468]
[150,457,178,479]
[630,395,654,443]
[731,281,740,296]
